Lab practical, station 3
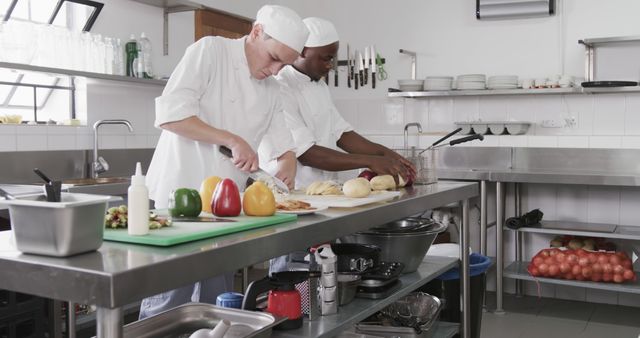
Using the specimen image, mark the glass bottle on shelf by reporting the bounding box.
[104,37,114,75]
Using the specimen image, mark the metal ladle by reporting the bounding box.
[419,134,484,155]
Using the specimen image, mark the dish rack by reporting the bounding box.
[395,147,438,185]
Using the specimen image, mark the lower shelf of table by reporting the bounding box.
[504,261,640,294]
[272,256,458,338]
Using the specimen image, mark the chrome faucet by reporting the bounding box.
[92,119,134,178]
[399,49,417,80]
[404,122,423,157]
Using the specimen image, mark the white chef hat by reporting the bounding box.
[303,17,339,47]
[255,5,309,54]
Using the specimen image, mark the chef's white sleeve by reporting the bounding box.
[331,103,354,142]
[278,88,317,157]
[259,95,297,161]
[154,38,216,127]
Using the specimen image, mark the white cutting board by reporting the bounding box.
[289,190,401,208]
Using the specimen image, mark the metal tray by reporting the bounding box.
[122,303,284,338]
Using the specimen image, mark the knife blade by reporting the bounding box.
[347,44,351,88]
[354,51,359,90]
[358,51,364,87]
[169,216,237,223]
[364,46,369,85]
[371,45,376,89]
[218,146,290,194]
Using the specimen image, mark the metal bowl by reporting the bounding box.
[342,221,447,273]
[337,274,361,306]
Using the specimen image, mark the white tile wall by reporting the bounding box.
[557,136,589,148]
[587,186,620,224]
[16,134,47,151]
[625,94,640,135]
[593,94,625,135]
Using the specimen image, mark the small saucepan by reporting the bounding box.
[331,243,381,274]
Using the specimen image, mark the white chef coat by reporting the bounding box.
[259,65,353,189]
[147,36,294,208]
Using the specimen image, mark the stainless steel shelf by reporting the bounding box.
[388,87,581,98]
[504,261,640,294]
[579,35,640,47]
[504,221,640,241]
[388,86,640,98]
[0,62,167,86]
[434,321,460,338]
[272,256,458,338]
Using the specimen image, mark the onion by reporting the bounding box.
[548,265,560,277]
[610,255,621,265]
[602,263,613,274]
[592,263,603,274]
[623,269,635,281]
[613,265,625,275]
[587,253,597,264]
[559,262,571,273]
[613,274,624,283]
[357,170,378,181]
[555,252,566,263]
[575,249,587,256]
[564,273,574,280]
[532,256,544,266]
[571,265,581,276]
[603,273,613,282]
[578,257,589,267]
[622,260,632,269]
[591,273,602,282]
[544,257,555,266]
[538,264,549,276]
[566,254,578,265]
[582,267,593,278]
[597,254,608,265]
[528,266,540,277]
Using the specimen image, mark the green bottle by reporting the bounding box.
[125,34,138,77]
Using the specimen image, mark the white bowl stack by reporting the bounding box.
[398,79,425,92]
[456,74,486,90]
[487,75,518,89]
[424,76,453,91]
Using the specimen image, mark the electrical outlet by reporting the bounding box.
[540,119,566,128]
[565,116,577,128]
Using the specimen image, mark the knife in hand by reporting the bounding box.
[218,145,290,194]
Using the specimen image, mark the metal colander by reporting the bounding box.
[380,292,443,334]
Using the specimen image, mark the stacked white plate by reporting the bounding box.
[456,74,486,90]
[424,76,453,91]
[487,75,518,89]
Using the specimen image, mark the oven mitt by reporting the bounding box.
[506,209,543,229]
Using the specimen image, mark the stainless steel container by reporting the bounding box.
[337,274,361,306]
[1,193,115,257]
[122,303,283,338]
[342,221,447,273]
[356,323,438,338]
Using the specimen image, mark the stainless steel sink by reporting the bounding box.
[63,177,130,186]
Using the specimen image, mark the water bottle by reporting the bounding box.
[125,34,138,77]
[114,38,125,76]
[138,32,153,79]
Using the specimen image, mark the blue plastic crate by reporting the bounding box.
[437,253,491,281]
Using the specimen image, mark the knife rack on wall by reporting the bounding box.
[323,44,387,90]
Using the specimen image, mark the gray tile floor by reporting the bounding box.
[482,292,640,338]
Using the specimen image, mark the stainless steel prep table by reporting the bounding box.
[0,181,478,338]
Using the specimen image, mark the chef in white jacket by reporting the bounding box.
[140,5,308,319]
[261,18,415,273]
[260,17,414,190]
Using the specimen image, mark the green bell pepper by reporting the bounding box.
[169,188,202,217]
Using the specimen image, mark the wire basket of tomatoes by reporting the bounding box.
[528,248,636,283]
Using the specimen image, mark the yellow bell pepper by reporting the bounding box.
[199,176,222,213]
[243,181,276,216]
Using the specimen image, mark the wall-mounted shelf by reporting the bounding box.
[388,86,640,98]
[504,220,640,241]
[0,62,167,86]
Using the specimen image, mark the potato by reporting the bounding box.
[343,178,371,198]
[567,238,584,250]
[370,175,396,191]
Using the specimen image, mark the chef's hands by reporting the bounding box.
[275,151,297,190]
[367,156,413,184]
[384,150,417,178]
[227,136,259,172]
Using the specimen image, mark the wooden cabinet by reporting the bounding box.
[195,9,252,41]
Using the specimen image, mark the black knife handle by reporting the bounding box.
[372,73,376,89]
[449,134,484,146]
[432,128,463,147]
[347,71,351,88]
[219,145,233,158]
[355,73,359,90]
[359,71,364,86]
[335,70,338,87]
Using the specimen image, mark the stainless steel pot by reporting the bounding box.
[342,220,447,273]
[337,274,361,306]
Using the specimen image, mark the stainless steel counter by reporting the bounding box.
[438,168,640,186]
[0,182,477,338]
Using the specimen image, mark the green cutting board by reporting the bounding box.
[103,213,297,246]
